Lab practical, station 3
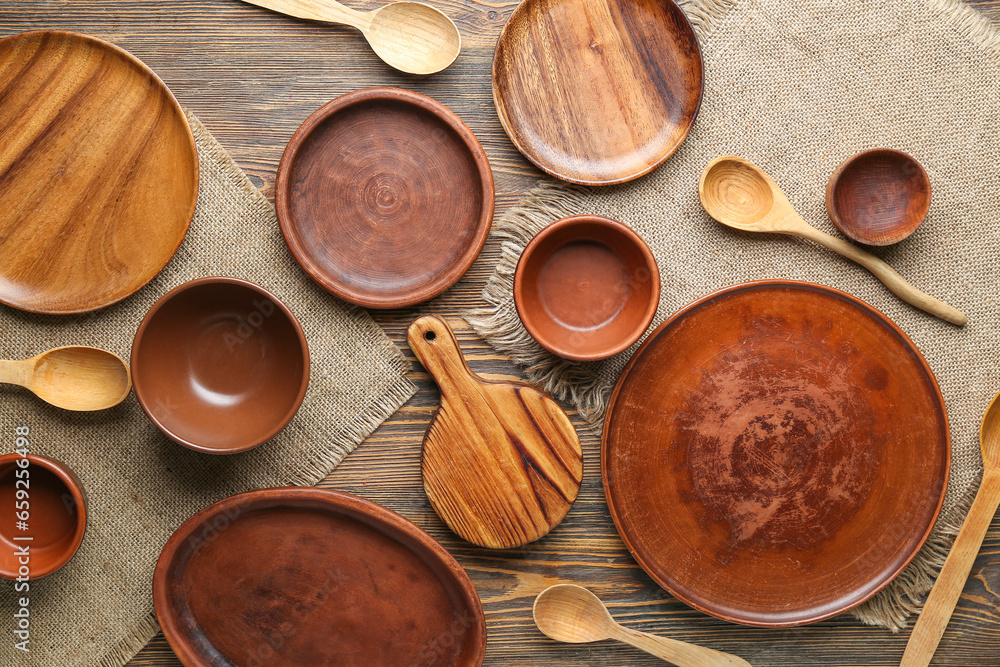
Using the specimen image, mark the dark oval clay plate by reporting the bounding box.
[492,0,703,185]
[0,31,198,314]
[602,280,949,627]
[276,87,495,309]
[154,488,486,667]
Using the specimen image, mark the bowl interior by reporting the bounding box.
[829,150,930,245]
[133,281,308,453]
[518,219,658,359]
[0,456,84,578]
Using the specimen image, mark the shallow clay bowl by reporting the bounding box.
[826,148,931,246]
[276,87,495,309]
[0,453,87,580]
[131,277,309,454]
[514,215,660,361]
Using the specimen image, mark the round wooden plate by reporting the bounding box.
[492,0,703,185]
[0,31,198,314]
[154,488,486,667]
[276,88,495,309]
[602,281,950,627]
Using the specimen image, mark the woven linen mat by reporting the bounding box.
[469,0,1000,631]
[0,112,415,666]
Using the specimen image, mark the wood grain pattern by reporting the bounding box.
[0,346,131,411]
[492,0,703,184]
[0,2,997,665]
[0,30,198,315]
[409,315,582,549]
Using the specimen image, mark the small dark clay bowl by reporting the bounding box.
[131,277,310,454]
[514,215,660,361]
[0,453,87,580]
[826,148,931,246]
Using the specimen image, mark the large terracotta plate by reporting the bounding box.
[0,31,198,314]
[602,281,949,627]
[154,488,486,666]
[492,0,703,185]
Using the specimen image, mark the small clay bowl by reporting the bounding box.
[131,277,310,454]
[0,453,87,580]
[276,87,495,309]
[514,215,660,361]
[826,148,931,246]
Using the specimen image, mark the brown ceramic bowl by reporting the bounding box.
[0,453,87,580]
[826,148,931,246]
[514,215,660,361]
[131,277,310,454]
[276,87,495,309]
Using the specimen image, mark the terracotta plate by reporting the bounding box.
[155,488,486,666]
[602,281,949,627]
[276,88,495,309]
[492,0,703,185]
[0,31,198,314]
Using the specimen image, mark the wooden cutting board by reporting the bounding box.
[408,315,583,549]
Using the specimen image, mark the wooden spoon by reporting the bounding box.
[900,391,1000,667]
[698,156,966,326]
[533,585,752,666]
[241,0,461,75]
[0,346,131,411]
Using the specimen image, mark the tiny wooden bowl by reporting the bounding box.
[826,149,931,246]
[0,453,87,580]
[514,215,660,361]
[276,87,495,309]
[131,278,310,454]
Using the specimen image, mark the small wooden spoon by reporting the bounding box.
[533,585,752,666]
[698,156,966,326]
[0,346,131,411]
[241,0,461,75]
[900,391,1000,667]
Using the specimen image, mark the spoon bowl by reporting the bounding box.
[699,156,775,228]
[0,346,131,411]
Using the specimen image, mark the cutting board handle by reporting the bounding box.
[407,315,478,394]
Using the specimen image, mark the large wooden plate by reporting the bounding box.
[0,31,198,314]
[154,488,486,666]
[602,281,949,627]
[492,0,703,185]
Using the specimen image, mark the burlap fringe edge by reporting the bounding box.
[98,612,161,667]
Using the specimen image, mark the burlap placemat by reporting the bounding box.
[469,0,1000,631]
[0,112,415,666]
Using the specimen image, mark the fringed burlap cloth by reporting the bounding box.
[0,113,415,666]
[469,0,1000,630]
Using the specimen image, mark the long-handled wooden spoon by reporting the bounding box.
[533,584,752,666]
[241,0,461,75]
[0,346,131,411]
[698,156,966,326]
[900,391,1000,667]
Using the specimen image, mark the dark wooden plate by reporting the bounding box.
[276,88,495,309]
[492,0,703,185]
[0,31,198,314]
[602,280,950,627]
[154,488,486,667]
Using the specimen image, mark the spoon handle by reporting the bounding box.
[240,0,371,30]
[790,223,967,326]
[900,471,1000,667]
[613,625,752,667]
[0,359,31,388]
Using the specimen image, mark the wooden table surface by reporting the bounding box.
[3,1,999,665]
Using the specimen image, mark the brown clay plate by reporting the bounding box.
[492,0,703,185]
[154,488,486,666]
[276,87,495,309]
[0,31,198,314]
[602,281,949,627]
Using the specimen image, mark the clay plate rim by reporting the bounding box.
[0,30,199,315]
[513,214,661,361]
[274,87,495,309]
[153,487,487,667]
[600,279,951,627]
[130,276,311,455]
[491,0,704,186]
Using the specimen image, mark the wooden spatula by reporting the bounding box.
[408,315,583,549]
